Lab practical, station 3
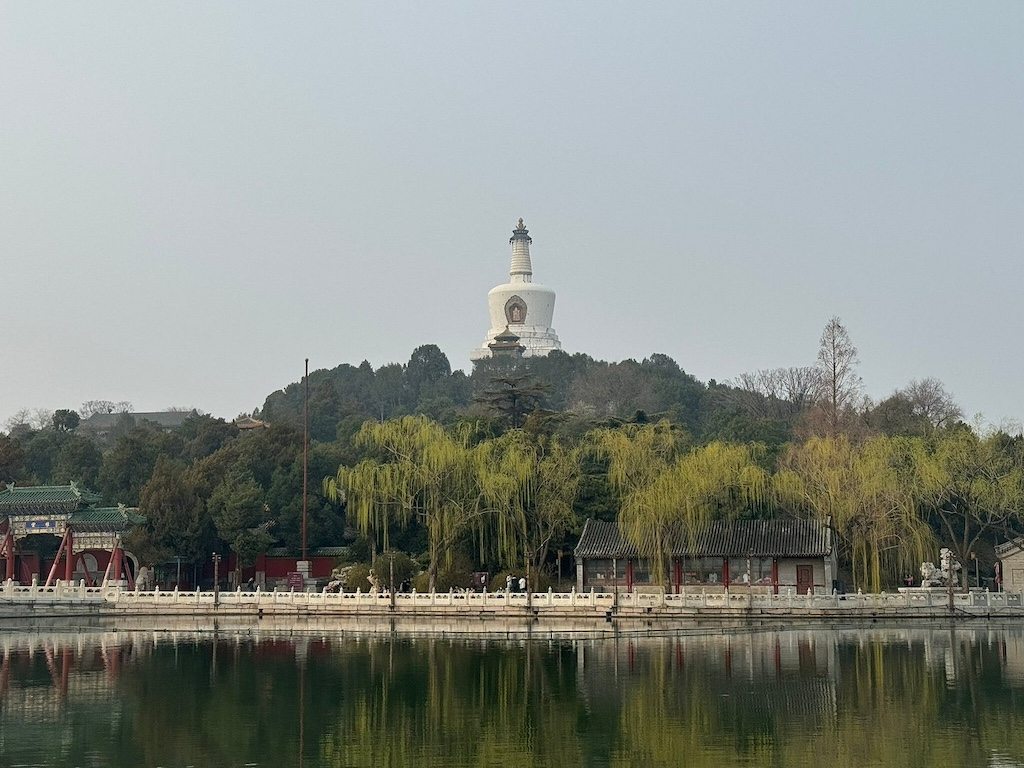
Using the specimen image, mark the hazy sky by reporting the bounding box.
[2,2,1022,429]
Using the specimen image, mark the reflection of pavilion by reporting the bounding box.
[0,632,129,766]
[574,632,839,730]
[0,483,143,586]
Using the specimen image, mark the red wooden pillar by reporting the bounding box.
[723,558,730,588]
[2,531,13,580]
[772,558,779,595]
[45,529,70,586]
[674,559,682,594]
[626,560,634,591]
[64,528,74,583]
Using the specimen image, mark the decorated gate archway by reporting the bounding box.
[0,483,143,586]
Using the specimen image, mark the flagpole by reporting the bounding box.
[302,357,309,564]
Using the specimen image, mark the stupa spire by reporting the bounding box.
[471,218,560,361]
[508,217,533,282]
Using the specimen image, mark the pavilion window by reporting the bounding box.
[584,559,612,586]
[729,557,774,585]
[584,558,628,587]
[631,559,652,585]
[680,557,725,586]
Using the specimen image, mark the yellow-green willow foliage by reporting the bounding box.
[913,429,1024,575]
[641,442,769,579]
[592,421,681,499]
[592,422,681,583]
[776,436,933,592]
[476,431,581,579]
[323,416,482,591]
[594,423,768,583]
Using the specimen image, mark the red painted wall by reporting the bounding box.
[226,554,337,580]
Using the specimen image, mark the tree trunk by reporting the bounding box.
[428,538,439,593]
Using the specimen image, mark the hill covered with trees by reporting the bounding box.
[2,317,1019,591]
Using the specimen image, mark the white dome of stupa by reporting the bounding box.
[471,219,561,360]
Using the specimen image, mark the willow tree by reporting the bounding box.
[591,422,681,582]
[776,435,932,591]
[323,415,484,591]
[594,422,767,584]
[914,430,1024,581]
[639,442,769,581]
[476,431,581,584]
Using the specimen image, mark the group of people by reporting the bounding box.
[505,574,528,593]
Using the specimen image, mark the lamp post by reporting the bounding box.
[212,552,222,606]
[970,552,978,589]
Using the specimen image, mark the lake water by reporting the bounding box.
[1,625,1023,767]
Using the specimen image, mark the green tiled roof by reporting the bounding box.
[314,546,349,557]
[69,505,144,531]
[0,484,142,533]
[264,546,348,558]
[0,483,102,511]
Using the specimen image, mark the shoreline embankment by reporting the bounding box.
[2,582,1023,637]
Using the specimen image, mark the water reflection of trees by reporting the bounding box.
[3,628,1024,766]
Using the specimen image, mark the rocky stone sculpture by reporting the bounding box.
[920,548,961,587]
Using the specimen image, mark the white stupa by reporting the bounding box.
[471,219,561,360]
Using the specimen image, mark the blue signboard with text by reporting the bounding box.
[24,520,59,532]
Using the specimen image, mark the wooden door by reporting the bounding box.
[797,565,814,595]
